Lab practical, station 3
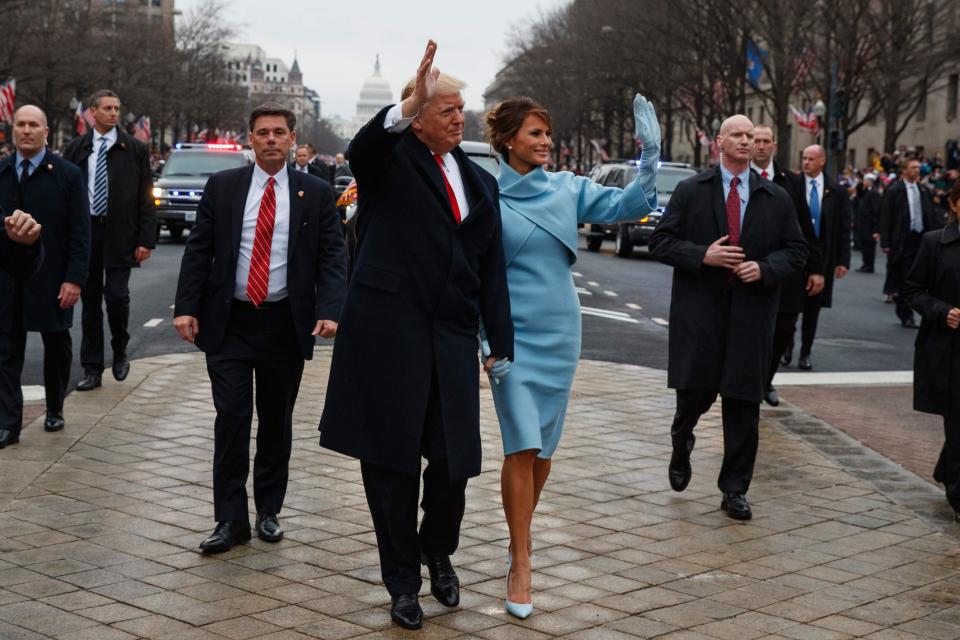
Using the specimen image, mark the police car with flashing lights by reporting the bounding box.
[152,143,253,240]
[582,160,697,257]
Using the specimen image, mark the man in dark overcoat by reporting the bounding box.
[785,144,851,371]
[880,157,942,327]
[750,125,823,405]
[649,115,806,521]
[63,90,155,390]
[0,106,89,446]
[319,41,513,630]
[174,103,347,554]
[855,173,882,272]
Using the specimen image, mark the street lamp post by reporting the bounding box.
[813,99,826,146]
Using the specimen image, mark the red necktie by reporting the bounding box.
[726,176,741,246]
[433,154,462,224]
[246,176,276,306]
[761,170,769,179]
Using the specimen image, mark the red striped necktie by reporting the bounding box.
[246,176,276,306]
[433,154,462,224]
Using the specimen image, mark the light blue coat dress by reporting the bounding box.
[493,163,656,458]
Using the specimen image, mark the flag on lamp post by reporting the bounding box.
[0,79,16,124]
[133,115,151,143]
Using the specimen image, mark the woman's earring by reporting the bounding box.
[507,145,513,150]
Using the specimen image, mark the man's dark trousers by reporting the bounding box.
[360,369,467,597]
[768,312,798,387]
[895,231,924,324]
[0,290,72,434]
[860,235,876,271]
[800,292,824,358]
[81,217,131,374]
[670,389,760,493]
[205,300,304,522]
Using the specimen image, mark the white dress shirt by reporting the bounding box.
[235,163,291,301]
[750,161,774,179]
[383,103,470,220]
[805,172,824,210]
[905,179,923,232]
[295,163,310,173]
[87,128,117,214]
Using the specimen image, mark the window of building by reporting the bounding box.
[759,108,765,124]
[747,106,753,121]
[948,74,958,122]
[152,0,161,5]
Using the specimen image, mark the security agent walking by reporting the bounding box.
[855,174,882,272]
[0,106,89,445]
[649,115,806,520]
[881,157,941,328]
[63,90,156,391]
[784,144,851,371]
[319,41,512,630]
[174,103,347,553]
[750,126,823,406]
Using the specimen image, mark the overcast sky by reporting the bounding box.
[176,0,570,119]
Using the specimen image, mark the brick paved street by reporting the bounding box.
[0,350,958,639]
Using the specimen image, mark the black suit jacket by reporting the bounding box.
[803,174,851,308]
[880,179,940,265]
[320,105,513,481]
[855,188,882,238]
[0,152,90,331]
[649,166,807,402]
[63,128,156,267]
[290,162,325,179]
[767,163,823,314]
[174,165,347,360]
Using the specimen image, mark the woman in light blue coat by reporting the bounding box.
[483,95,660,617]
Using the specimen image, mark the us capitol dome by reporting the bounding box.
[355,55,394,123]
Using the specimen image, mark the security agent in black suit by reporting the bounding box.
[290,145,325,178]
[0,106,90,443]
[881,158,942,327]
[62,90,156,391]
[750,125,823,406]
[787,144,851,371]
[319,41,513,630]
[855,174,882,272]
[0,209,43,449]
[649,115,806,522]
[174,103,347,554]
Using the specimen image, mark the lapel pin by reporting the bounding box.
[46,163,53,171]
[298,190,304,198]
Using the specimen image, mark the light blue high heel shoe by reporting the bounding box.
[505,555,534,619]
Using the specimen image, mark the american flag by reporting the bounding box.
[133,115,151,143]
[75,102,88,135]
[790,105,820,135]
[791,46,816,91]
[0,79,16,124]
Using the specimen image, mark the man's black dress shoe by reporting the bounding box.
[390,594,422,629]
[721,493,752,520]
[199,520,251,553]
[112,359,130,382]
[668,436,694,492]
[256,513,283,542]
[857,266,874,273]
[76,372,102,391]
[44,412,65,432]
[780,351,792,366]
[764,386,780,407]
[0,429,19,449]
[422,553,460,607]
[901,318,919,329]
[798,355,812,370]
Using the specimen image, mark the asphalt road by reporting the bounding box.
[21,231,918,392]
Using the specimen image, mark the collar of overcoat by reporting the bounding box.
[942,219,960,245]
[397,132,494,228]
[701,164,779,241]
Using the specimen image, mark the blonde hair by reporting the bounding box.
[400,73,467,101]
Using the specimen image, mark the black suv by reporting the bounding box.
[582,161,697,257]
[153,143,252,240]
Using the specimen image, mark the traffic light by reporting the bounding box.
[829,129,845,152]
[832,88,847,120]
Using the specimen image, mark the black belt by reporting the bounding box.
[232,298,288,311]
[90,215,107,224]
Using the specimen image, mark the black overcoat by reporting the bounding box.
[770,163,823,314]
[0,225,42,279]
[649,166,807,403]
[173,166,348,360]
[809,175,852,308]
[319,106,513,481]
[904,221,960,416]
[0,152,89,332]
[854,188,881,241]
[62,128,156,268]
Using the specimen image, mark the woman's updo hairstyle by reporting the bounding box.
[948,181,960,223]
[484,97,552,161]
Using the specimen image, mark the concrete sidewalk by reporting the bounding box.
[0,349,958,640]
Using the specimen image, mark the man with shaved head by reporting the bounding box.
[0,105,90,447]
[751,126,822,405]
[781,144,850,370]
[650,114,806,520]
